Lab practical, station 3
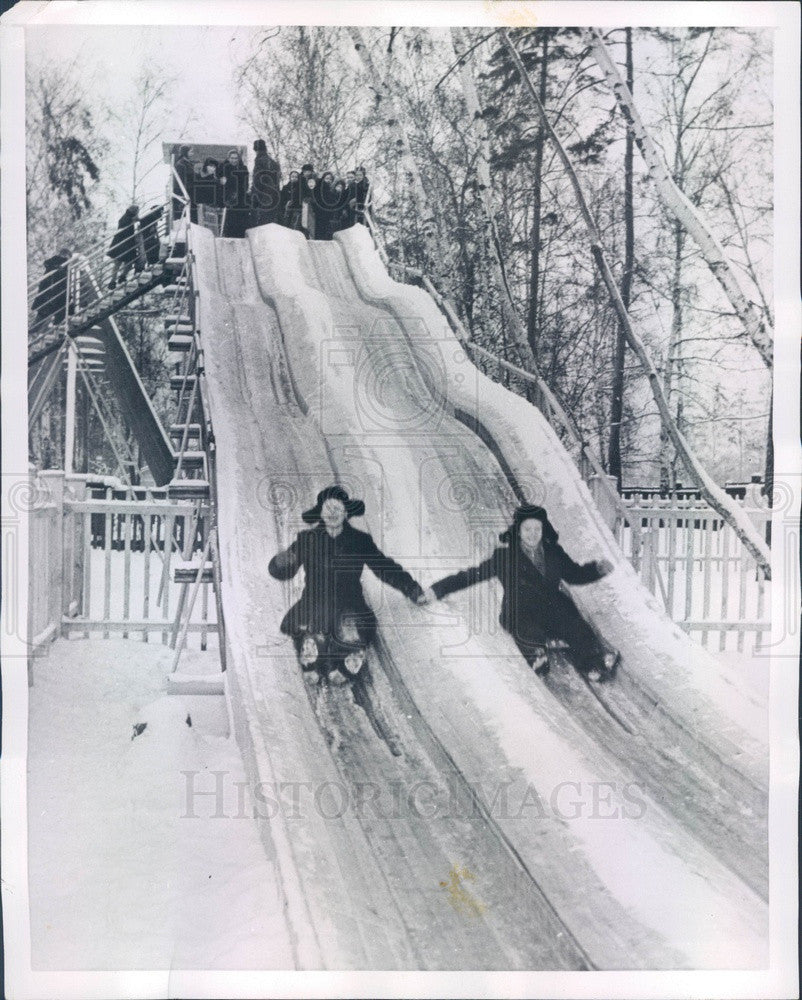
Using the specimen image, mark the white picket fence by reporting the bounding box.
[616,490,770,652]
[27,471,218,682]
[28,470,771,669]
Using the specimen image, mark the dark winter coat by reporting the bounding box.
[138,206,163,266]
[431,540,605,652]
[268,521,423,639]
[220,161,251,237]
[251,150,281,218]
[220,160,250,208]
[314,179,347,240]
[32,253,70,324]
[279,178,302,227]
[194,170,223,208]
[107,210,140,264]
[300,172,318,202]
[330,184,350,234]
[347,175,370,225]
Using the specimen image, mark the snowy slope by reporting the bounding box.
[27,639,294,970]
[190,221,768,970]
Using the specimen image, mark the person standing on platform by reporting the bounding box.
[344,169,357,226]
[352,166,370,225]
[220,148,250,238]
[172,145,196,222]
[250,138,281,227]
[194,157,222,231]
[315,171,337,240]
[300,165,318,239]
[329,178,350,235]
[279,170,303,229]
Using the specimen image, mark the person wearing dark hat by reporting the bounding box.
[250,138,281,227]
[299,164,318,239]
[31,246,73,332]
[138,204,164,266]
[279,170,303,229]
[351,165,370,226]
[107,204,141,289]
[220,148,251,238]
[268,485,424,677]
[420,504,617,681]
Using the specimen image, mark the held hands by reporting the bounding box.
[596,558,614,577]
[416,586,437,606]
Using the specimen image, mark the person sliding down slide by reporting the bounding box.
[268,486,424,680]
[419,504,619,682]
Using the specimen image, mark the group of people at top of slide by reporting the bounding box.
[30,139,369,330]
[269,485,618,683]
[173,141,370,241]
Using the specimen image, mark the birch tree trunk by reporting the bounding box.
[585,27,773,370]
[608,27,632,490]
[501,28,771,574]
[450,26,538,370]
[527,31,549,358]
[346,28,455,294]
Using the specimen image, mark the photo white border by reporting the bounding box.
[2,2,798,998]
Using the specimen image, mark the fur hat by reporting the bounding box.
[302,485,365,524]
[301,163,314,172]
[253,138,266,152]
[499,504,558,544]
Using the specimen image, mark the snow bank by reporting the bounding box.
[27,638,293,970]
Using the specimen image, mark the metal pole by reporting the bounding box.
[64,341,77,475]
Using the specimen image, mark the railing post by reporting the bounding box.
[37,471,65,639]
[62,475,87,623]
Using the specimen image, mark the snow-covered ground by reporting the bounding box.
[27,637,293,970]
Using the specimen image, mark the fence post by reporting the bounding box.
[63,476,87,624]
[38,471,65,639]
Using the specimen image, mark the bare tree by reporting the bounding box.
[110,61,197,205]
[608,28,634,490]
[501,28,771,573]
[238,27,373,172]
[585,27,773,370]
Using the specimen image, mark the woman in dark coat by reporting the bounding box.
[194,158,222,207]
[300,172,319,239]
[329,178,350,235]
[314,171,339,241]
[137,205,164,266]
[279,170,302,229]
[31,247,72,329]
[220,149,250,238]
[268,485,423,675]
[350,166,370,226]
[107,205,142,288]
[422,504,617,680]
[250,138,281,226]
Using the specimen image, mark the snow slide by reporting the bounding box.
[190,222,768,970]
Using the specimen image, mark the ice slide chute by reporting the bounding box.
[189,221,767,970]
